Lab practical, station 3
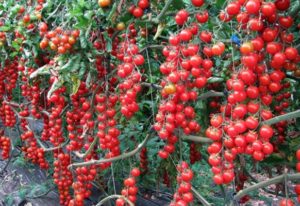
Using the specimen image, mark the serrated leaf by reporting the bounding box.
[80,31,88,49]
[60,56,81,73]
[216,0,226,8]
[30,65,51,79]
[0,26,11,32]
[208,77,224,83]
[172,0,185,9]
[11,40,20,51]
[47,78,63,99]
[85,72,91,88]
[4,196,14,206]
[84,10,93,20]
[154,23,165,40]
[18,188,27,199]
[28,184,48,197]
[103,32,112,52]
[78,62,86,78]
[107,2,117,21]
[77,0,86,8]
[71,75,81,94]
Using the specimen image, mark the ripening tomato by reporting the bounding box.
[138,0,149,9]
[275,0,290,11]
[261,2,276,16]
[259,125,274,140]
[133,7,143,18]
[240,42,253,55]
[245,0,260,14]
[180,29,192,42]
[279,199,294,206]
[226,2,241,15]
[196,11,209,23]
[191,0,204,7]
[248,18,263,31]
[39,39,48,49]
[57,46,66,54]
[98,0,111,7]
[279,16,294,28]
[213,174,223,185]
[131,168,141,177]
[212,42,225,56]
[199,31,212,43]
[295,184,300,195]
[252,151,264,161]
[284,47,298,60]
[210,114,223,127]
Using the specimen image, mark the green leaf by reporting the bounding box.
[107,2,117,21]
[80,30,88,49]
[84,10,93,20]
[0,26,11,32]
[172,0,185,9]
[103,32,112,52]
[78,62,87,78]
[47,78,64,99]
[28,184,48,198]
[77,0,86,8]
[60,55,81,73]
[216,0,226,9]
[30,65,51,79]
[18,188,27,200]
[71,75,81,94]
[4,196,14,206]
[208,77,224,83]
[11,40,20,51]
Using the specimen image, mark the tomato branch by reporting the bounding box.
[182,135,213,143]
[199,91,225,100]
[95,194,134,206]
[140,45,165,53]
[74,135,98,159]
[152,0,175,23]
[261,109,300,125]
[68,132,152,169]
[191,187,212,206]
[141,82,162,90]
[25,125,69,152]
[232,173,300,202]
[241,165,294,197]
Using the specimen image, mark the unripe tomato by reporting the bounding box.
[116,22,126,31]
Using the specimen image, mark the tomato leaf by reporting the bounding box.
[103,31,112,52]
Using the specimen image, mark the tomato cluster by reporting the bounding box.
[0,136,10,159]
[66,83,93,151]
[128,0,149,18]
[116,168,141,206]
[95,92,121,170]
[0,0,299,205]
[170,162,194,206]
[116,24,144,118]
[69,166,97,206]
[205,0,299,186]
[48,88,66,147]
[21,130,49,169]
[53,152,73,206]
[39,26,80,54]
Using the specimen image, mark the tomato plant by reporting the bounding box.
[0,0,299,205]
